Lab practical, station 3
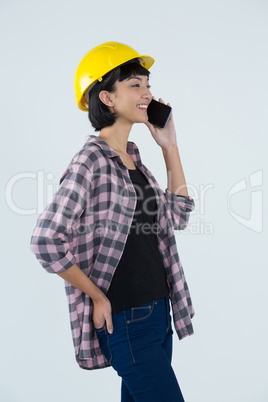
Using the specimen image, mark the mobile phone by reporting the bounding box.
[147,99,172,128]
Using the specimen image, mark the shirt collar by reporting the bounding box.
[84,135,142,168]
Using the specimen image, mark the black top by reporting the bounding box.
[106,167,170,315]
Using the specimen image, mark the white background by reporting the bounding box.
[1,0,267,401]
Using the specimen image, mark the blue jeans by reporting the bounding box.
[95,295,185,402]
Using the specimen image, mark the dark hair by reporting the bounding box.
[87,58,150,132]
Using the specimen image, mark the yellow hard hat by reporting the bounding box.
[74,41,155,111]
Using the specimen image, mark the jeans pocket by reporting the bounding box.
[95,325,113,365]
[126,302,155,324]
[94,325,106,332]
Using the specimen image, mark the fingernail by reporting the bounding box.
[108,329,113,334]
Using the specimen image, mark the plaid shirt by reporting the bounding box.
[30,134,196,370]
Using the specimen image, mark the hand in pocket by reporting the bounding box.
[93,295,113,334]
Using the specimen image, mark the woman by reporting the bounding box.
[30,41,196,402]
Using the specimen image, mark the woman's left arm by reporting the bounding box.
[162,145,188,197]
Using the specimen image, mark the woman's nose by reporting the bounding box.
[143,87,153,100]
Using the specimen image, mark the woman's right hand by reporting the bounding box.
[93,294,113,334]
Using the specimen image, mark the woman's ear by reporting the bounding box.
[99,91,114,107]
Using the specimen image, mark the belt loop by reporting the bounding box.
[164,296,169,332]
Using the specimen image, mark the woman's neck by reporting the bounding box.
[98,119,133,154]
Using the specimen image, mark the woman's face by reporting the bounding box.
[106,75,153,125]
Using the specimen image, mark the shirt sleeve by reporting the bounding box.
[164,188,195,230]
[30,163,91,274]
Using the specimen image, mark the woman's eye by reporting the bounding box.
[131,84,151,89]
